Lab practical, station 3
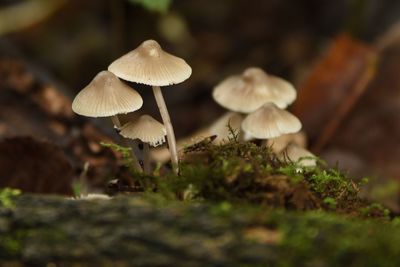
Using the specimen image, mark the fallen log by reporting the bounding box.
[0,195,399,266]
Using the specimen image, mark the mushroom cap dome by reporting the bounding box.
[119,115,167,147]
[212,67,297,113]
[241,102,302,139]
[72,71,143,117]
[108,40,192,86]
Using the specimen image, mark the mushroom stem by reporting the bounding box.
[111,115,121,129]
[152,86,179,174]
[143,142,151,175]
[110,115,143,173]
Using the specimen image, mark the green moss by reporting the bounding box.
[323,197,337,210]
[0,188,21,208]
[0,231,26,258]
[101,142,139,175]
[360,203,390,219]
[105,138,373,216]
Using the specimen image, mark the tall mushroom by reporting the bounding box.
[241,102,302,141]
[72,70,143,171]
[119,115,167,174]
[108,40,192,174]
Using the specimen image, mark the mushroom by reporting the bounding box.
[72,70,143,171]
[241,102,302,141]
[266,131,307,153]
[281,143,317,167]
[108,40,192,174]
[119,115,167,174]
[149,128,210,164]
[208,112,244,144]
[212,67,297,114]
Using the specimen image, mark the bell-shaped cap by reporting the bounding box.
[212,67,297,113]
[108,40,192,86]
[208,112,243,143]
[242,102,302,139]
[72,71,143,117]
[282,143,317,167]
[119,115,167,147]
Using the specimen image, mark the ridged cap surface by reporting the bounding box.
[242,102,302,139]
[119,115,167,147]
[213,67,297,113]
[72,71,143,117]
[108,40,192,86]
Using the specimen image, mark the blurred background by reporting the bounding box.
[1,0,400,210]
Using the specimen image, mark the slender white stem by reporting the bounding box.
[143,142,151,175]
[152,86,179,174]
[111,115,143,173]
[111,116,120,129]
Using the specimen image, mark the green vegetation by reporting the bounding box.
[104,135,372,217]
[0,188,21,208]
[101,142,139,175]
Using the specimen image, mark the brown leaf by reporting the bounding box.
[292,34,377,152]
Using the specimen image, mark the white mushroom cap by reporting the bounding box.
[108,39,192,86]
[212,67,297,113]
[72,71,143,117]
[119,115,167,147]
[241,102,302,139]
[244,68,297,109]
[267,131,307,153]
[282,143,317,167]
[208,112,243,143]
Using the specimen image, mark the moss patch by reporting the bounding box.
[106,138,371,216]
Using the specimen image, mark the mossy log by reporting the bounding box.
[0,195,399,267]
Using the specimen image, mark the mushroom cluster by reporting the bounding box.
[211,67,315,167]
[72,40,191,175]
[72,40,315,176]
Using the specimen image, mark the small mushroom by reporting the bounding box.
[241,102,302,140]
[267,131,307,153]
[208,112,244,143]
[72,70,143,171]
[212,67,297,113]
[108,40,192,174]
[281,143,317,167]
[119,115,167,174]
[149,128,210,164]
[72,71,143,121]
